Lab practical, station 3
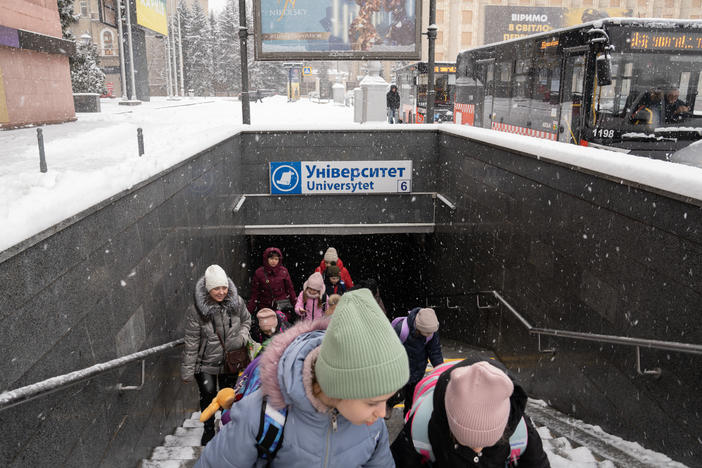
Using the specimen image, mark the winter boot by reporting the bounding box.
[201,426,215,446]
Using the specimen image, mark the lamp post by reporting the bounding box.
[425,0,437,124]
[79,32,92,46]
[238,0,251,124]
[124,0,138,101]
[115,0,128,100]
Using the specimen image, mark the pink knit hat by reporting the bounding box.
[415,308,439,333]
[257,308,277,332]
[444,362,514,448]
[303,272,326,296]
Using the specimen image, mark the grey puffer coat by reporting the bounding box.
[181,276,251,380]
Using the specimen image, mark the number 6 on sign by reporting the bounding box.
[398,180,411,192]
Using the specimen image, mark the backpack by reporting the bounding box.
[392,316,433,344]
[229,355,288,466]
[406,361,528,466]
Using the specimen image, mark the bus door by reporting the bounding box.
[558,48,587,144]
[476,59,495,128]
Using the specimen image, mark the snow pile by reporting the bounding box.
[0,96,354,254]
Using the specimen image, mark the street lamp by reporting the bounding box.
[79,33,92,46]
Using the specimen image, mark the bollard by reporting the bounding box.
[137,127,144,156]
[37,128,47,173]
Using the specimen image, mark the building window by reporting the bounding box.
[102,30,114,55]
[461,32,472,47]
[462,10,473,23]
[80,0,89,16]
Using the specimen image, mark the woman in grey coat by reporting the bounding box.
[181,264,251,446]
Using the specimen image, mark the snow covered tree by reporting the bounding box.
[70,42,107,94]
[181,1,214,95]
[57,0,78,40]
[213,0,242,95]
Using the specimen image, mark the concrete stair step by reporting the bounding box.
[151,446,203,460]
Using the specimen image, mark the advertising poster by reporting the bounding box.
[484,6,633,44]
[136,0,168,36]
[255,0,421,60]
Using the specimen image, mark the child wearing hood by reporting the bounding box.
[390,355,550,468]
[295,272,327,320]
[195,289,410,468]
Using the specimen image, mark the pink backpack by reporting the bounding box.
[405,360,528,465]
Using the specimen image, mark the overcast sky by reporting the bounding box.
[209,0,226,14]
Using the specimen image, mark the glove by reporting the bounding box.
[200,388,236,422]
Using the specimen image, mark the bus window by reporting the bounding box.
[480,63,494,127]
[531,53,560,134]
[493,61,512,124]
[559,54,585,144]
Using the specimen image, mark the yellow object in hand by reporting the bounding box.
[199,387,236,422]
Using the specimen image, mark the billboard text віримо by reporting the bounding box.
[255,0,421,61]
[484,6,633,44]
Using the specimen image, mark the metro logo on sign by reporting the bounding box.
[269,161,412,195]
[270,161,302,194]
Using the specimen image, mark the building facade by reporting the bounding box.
[0,0,76,128]
[425,0,702,62]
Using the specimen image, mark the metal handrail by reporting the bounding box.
[475,290,702,377]
[0,338,184,412]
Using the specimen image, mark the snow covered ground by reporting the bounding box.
[2,95,701,254]
[0,95,355,253]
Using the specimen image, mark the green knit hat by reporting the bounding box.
[315,289,409,399]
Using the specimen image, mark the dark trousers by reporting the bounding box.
[195,373,238,434]
[388,380,419,416]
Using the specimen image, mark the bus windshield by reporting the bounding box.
[593,52,702,140]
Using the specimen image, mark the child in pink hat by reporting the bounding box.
[294,272,327,320]
[390,355,550,468]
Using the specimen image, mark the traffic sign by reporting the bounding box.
[302,66,312,76]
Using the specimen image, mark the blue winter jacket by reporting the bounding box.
[394,307,444,383]
[195,319,395,468]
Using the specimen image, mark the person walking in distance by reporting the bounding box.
[387,84,400,124]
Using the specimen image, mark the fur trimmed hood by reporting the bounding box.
[194,276,239,318]
[258,318,330,410]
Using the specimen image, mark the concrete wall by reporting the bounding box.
[0,136,247,467]
[427,132,702,465]
[1,128,700,466]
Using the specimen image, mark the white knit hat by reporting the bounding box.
[324,247,339,263]
[204,265,228,291]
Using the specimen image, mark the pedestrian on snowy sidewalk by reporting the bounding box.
[194,289,410,468]
[390,355,550,468]
[181,265,252,446]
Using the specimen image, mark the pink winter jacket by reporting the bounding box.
[295,291,326,321]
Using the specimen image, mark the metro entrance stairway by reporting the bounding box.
[138,340,688,468]
[138,402,675,468]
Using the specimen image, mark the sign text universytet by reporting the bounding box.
[269,161,413,195]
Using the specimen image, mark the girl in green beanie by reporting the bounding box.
[196,289,410,468]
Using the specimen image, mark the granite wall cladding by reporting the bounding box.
[2,128,700,467]
[0,136,248,467]
[426,133,702,465]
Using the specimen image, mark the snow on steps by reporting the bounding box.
[527,400,688,468]
[138,412,211,468]
[138,404,688,468]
